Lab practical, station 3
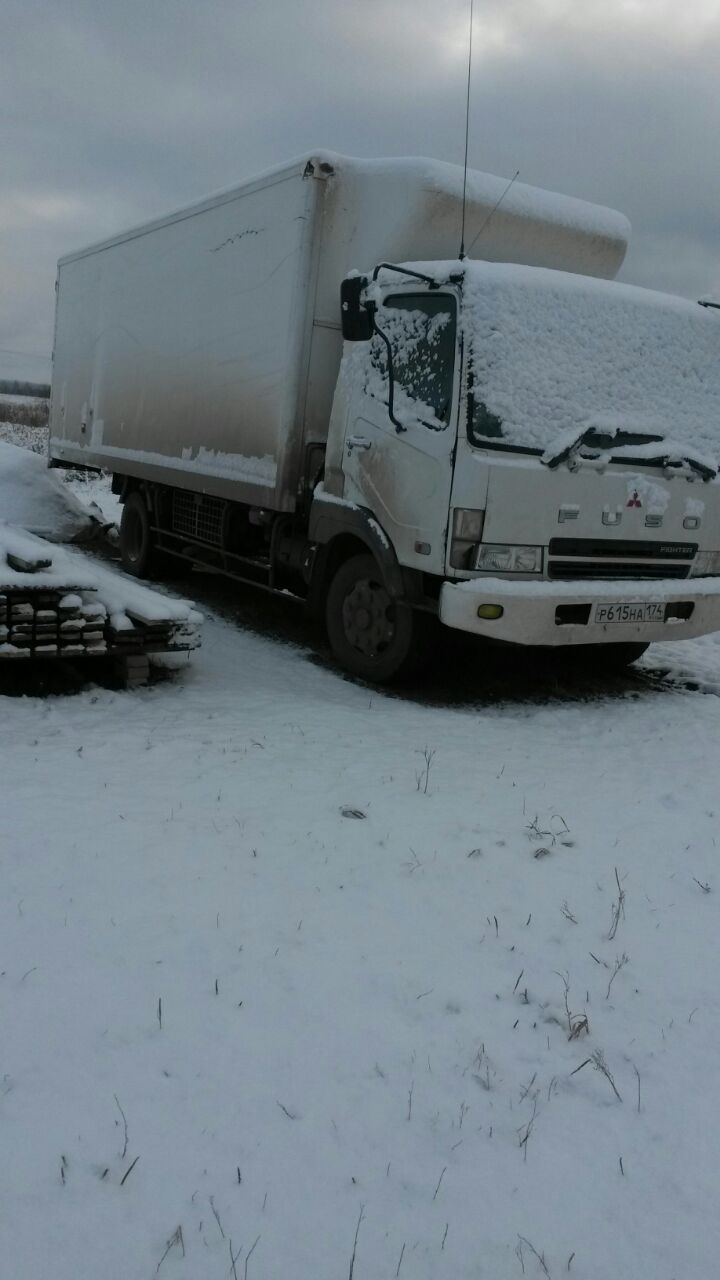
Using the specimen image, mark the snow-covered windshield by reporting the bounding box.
[462,262,720,464]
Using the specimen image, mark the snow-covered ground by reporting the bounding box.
[0,420,50,455]
[2,563,720,1278]
[0,421,121,525]
[0,394,47,409]
[2,424,720,1278]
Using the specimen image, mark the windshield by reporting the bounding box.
[463,262,720,465]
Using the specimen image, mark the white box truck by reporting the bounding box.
[49,151,720,681]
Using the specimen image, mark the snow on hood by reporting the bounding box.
[0,441,97,542]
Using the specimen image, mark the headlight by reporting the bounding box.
[691,551,720,576]
[475,544,543,573]
[450,508,485,568]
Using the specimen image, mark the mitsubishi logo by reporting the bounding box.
[627,490,642,509]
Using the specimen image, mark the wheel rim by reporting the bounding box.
[342,576,396,657]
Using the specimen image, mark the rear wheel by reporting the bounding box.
[119,491,157,578]
[325,553,435,683]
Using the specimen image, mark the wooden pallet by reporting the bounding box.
[0,587,198,661]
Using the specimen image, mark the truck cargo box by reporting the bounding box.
[49,152,630,512]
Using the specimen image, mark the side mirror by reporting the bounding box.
[340,276,373,342]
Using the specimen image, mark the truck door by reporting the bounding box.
[341,290,459,577]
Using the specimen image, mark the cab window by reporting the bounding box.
[369,293,456,429]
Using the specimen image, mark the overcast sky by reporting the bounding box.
[2,0,719,382]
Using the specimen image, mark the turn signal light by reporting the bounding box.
[450,508,486,568]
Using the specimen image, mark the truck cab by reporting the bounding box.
[309,259,720,679]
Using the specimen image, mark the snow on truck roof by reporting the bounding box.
[56,151,629,281]
[379,261,720,462]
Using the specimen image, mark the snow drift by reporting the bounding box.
[0,440,99,542]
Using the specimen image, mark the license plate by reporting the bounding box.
[594,601,665,625]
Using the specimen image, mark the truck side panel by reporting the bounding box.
[49,167,319,511]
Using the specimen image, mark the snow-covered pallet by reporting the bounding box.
[0,589,107,659]
[0,524,202,671]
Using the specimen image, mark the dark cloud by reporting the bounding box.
[2,0,718,379]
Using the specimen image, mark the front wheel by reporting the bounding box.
[325,553,435,683]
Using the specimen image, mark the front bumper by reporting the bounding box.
[438,575,720,647]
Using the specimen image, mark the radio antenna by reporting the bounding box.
[466,168,520,257]
[458,0,474,261]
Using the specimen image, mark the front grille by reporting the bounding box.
[547,536,695,582]
[548,538,697,560]
[172,490,224,545]
[548,561,691,581]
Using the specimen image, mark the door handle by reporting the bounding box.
[347,435,372,453]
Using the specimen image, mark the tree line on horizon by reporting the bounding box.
[0,378,51,399]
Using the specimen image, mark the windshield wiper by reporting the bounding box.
[542,428,717,482]
[542,427,664,470]
[648,453,717,482]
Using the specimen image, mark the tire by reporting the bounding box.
[325,553,435,683]
[567,642,649,672]
[119,491,157,578]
